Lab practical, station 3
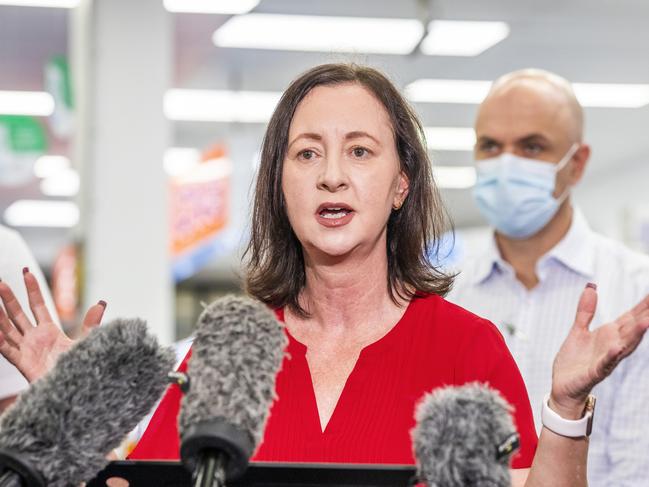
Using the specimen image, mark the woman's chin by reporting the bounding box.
[304,240,358,261]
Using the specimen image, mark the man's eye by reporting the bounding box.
[478,141,498,153]
[524,143,543,155]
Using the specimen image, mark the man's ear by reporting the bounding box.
[570,144,591,184]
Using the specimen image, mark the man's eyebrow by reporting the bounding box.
[476,135,498,144]
[517,133,551,144]
[287,133,322,150]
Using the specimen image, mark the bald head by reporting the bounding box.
[473,68,591,201]
[479,69,584,142]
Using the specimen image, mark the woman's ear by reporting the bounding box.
[393,171,410,209]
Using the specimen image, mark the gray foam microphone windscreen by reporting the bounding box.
[412,382,519,487]
[0,318,175,487]
[179,295,287,479]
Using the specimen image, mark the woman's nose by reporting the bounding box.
[317,155,348,192]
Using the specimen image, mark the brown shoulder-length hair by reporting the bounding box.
[244,63,454,316]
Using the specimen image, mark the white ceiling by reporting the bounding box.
[1,0,649,269]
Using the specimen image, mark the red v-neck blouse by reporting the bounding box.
[130,294,537,468]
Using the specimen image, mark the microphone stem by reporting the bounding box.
[193,451,226,487]
[0,471,23,487]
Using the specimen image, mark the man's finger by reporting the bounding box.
[0,281,32,334]
[572,283,598,332]
[23,268,54,325]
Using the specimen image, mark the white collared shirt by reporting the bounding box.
[447,208,649,486]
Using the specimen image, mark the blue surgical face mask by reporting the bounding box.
[472,144,578,239]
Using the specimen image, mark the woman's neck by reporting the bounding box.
[295,239,405,335]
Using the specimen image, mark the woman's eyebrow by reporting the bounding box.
[345,131,381,146]
[287,132,322,151]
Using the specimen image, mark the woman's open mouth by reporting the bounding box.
[316,203,355,227]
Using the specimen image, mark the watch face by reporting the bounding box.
[585,395,596,436]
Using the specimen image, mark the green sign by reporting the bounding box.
[0,115,46,153]
[0,115,46,186]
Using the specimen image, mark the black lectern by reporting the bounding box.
[87,461,419,487]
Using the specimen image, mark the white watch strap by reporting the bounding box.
[541,394,594,438]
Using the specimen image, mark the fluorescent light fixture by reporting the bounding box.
[433,165,477,189]
[407,79,649,108]
[573,83,649,108]
[164,89,281,123]
[424,127,476,151]
[34,155,70,178]
[421,20,509,56]
[213,14,424,54]
[405,79,492,104]
[40,168,80,197]
[164,147,201,176]
[164,0,258,14]
[0,0,79,7]
[0,91,55,116]
[4,200,79,228]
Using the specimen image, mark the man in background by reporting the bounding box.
[0,223,59,412]
[448,69,649,485]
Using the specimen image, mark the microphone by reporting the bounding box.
[412,382,520,487]
[0,318,175,487]
[179,295,287,487]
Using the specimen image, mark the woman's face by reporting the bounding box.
[281,82,409,260]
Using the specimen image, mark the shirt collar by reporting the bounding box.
[546,207,596,279]
[471,234,506,285]
[471,206,596,285]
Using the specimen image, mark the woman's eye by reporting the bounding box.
[352,147,369,158]
[298,149,315,160]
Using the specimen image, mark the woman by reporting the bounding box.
[1,64,647,486]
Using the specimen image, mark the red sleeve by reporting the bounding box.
[128,349,192,460]
[454,318,538,469]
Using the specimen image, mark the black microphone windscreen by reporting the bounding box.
[412,382,518,487]
[179,295,287,470]
[0,319,175,487]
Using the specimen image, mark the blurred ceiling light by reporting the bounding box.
[4,200,79,228]
[572,83,649,108]
[164,0,258,14]
[34,155,71,178]
[420,20,510,56]
[424,127,476,151]
[164,147,201,176]
[40,168,80,197]
[213,14,424,54]
[164,89,282,123]
[433,166,477,189]
[0,0,78,7]
[0,91,55,116]
[405,80,492,104]
[407,79,649,108]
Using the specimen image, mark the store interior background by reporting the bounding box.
[1,0,648,345]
